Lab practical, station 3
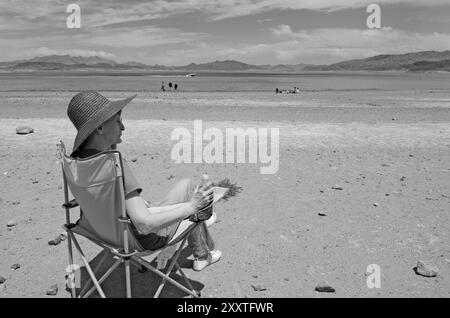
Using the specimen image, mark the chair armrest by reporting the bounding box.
[62,199,79,209]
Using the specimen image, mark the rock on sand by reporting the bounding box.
[7,220,18,227]
[315,281,336,293]
[46,284,58,296]
[414,260,439,277]
[16,126,34,135]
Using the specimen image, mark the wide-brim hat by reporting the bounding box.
[67,90,137,152]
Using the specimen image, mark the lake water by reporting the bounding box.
[1,71,450,92]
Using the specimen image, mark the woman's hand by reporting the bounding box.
[189,182,214,214]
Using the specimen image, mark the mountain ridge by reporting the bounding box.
[2,51,450,72]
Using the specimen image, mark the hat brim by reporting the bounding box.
[72,94,137,153]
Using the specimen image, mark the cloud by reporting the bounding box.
[265,26,450,63]
[198,0,450,21]
[271,25,293,38]
[257,18,276,23]
[3,0,448,29]
[83,27,208,48]
[145,26,450,65]
[24,47,115,58]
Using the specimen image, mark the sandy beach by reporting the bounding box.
[1,91,449,297]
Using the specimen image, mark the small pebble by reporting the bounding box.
[331,185,343,190]
[46,284,58,296]
[48,236,62,246]
[373,203,379,207]
[7,220,18,227]
[0,276,6,284]
[11,200,20,206]
[131,158,137,162]
[11,264,20,270]
[315,281,335,293]
[251,284,267,292]
[318,212,327,216]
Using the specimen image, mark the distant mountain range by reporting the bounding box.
[305,51,450,71]
[1,51,450,72]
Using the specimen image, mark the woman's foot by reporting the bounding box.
[193,250,222,271]
[204,212,217,227]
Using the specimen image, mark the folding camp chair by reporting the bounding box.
[57,141,203,298]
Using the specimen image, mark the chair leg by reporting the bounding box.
[83,258,122,298]
[133,257,199,298]
[78,249,111,298]
[66,231,77,298]
[175,262,198,296]
[125,260,132,298]
[68,232,106,298]
[154,236,189,298]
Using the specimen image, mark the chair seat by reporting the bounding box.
[66,220,197,261]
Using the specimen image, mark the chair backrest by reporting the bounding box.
[58,142,140,251]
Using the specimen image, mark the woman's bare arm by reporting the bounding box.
[125,186,213,235]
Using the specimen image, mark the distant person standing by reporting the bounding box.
[174,83,178,91]
[161,81,165,91]
[168,82,173,91]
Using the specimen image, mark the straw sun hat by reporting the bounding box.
[67,91,137,152]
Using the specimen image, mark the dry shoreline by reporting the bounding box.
[1,91,450,123]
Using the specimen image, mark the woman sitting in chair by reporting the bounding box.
[67,90,221,271]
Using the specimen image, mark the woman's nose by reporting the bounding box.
[120,122,125,131]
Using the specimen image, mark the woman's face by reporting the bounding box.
[101,111,124,147]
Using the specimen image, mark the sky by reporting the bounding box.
[1,0,450,65]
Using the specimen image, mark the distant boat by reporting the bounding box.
[185,73,196,77]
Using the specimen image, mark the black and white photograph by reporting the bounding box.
[0,0,449,299]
